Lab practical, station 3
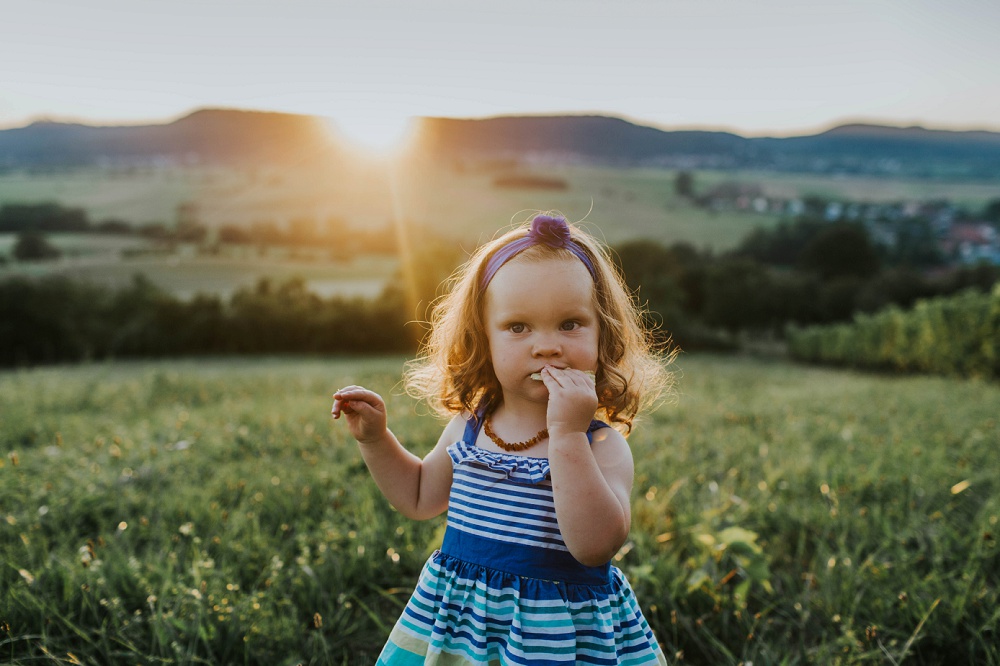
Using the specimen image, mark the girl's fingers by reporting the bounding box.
[333,387,380,404]
[331,386,384,418]
[541,366,594,387]
[331,398,356,418]
[539,367,562,387]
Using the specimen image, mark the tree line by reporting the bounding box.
[0,275,410,367]
[615,217,998,349]
[0,203,398,258]
[2,205,999,367]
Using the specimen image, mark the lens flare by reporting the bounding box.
[325,112,416,157]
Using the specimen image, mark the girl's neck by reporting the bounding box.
[489,397,548,433]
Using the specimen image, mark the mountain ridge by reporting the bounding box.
[3,108,1000,176]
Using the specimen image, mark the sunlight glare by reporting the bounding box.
[325,112,416,156]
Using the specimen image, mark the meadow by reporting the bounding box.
[2,354,997,665]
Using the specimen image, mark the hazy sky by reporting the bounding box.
[2,0,999,146]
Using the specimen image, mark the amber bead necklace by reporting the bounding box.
[483,417,548,452]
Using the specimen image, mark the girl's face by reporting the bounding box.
[484,255,600,408]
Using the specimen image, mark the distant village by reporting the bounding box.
[693,181,1000,266]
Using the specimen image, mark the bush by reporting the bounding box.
[787,285,1000,379]
[13,231,61,261]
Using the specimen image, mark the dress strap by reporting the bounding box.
[461,407,487,444]
[586,419,610,443]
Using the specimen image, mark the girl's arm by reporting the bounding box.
[332,386,458,520]
[548,428,633,567]
[540,368,633,567]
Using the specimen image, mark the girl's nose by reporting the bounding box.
[531,334,562,357]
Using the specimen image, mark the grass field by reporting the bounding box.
[2,354,997,664]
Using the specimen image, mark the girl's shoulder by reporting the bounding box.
[436,412,473,446]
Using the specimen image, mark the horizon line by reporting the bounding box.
[3,106,1000,138]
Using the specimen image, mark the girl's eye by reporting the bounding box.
[509,323,525,333]
[560,321,580,331]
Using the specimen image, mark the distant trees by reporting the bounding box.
[492,175,568,190]
[796,222,880,280]
[983,198,1000,222]
[13,231,61,261]
[0,275,410,367]
[0,203,403,257]
[613,216,999,349]
[4,197,999,366]
[674,170,695,199]
[0,203,89,233]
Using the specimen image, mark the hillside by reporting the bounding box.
[3,108,1000,177]
[0,109,341,168]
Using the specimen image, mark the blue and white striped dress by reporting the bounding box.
[376,414,668,665]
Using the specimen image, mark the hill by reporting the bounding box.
[0,109,341,168]
[410,115,751,165]
[413,116,1000,177]
[3,109,1000,177]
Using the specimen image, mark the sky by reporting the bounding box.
[2,0,999,148]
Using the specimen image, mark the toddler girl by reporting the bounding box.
[332,213,671,664]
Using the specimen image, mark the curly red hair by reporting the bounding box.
[405,214,673,433]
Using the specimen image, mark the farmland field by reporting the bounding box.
[6,163,999,253]
[2,354,997,664]
[0,240,398,300]
[5,163,1000,302]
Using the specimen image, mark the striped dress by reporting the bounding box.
[376,414,668,665]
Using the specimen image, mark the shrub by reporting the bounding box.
[787,285,1000,379]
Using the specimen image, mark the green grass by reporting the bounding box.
[1,355,998,664]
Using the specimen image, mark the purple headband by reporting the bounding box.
[480,215,597,290]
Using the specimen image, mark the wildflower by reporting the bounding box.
[178,522,194,536]
[19,569,35,585]
[951,479,971,495]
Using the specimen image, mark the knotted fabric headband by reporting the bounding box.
[480,215,597,290]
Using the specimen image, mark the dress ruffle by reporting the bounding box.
[448,441,551,485]
[379,550,667,664]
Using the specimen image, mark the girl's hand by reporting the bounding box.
[331,385,388,445]
[540,366,598,436]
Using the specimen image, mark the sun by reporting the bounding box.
[325,111,416,157]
